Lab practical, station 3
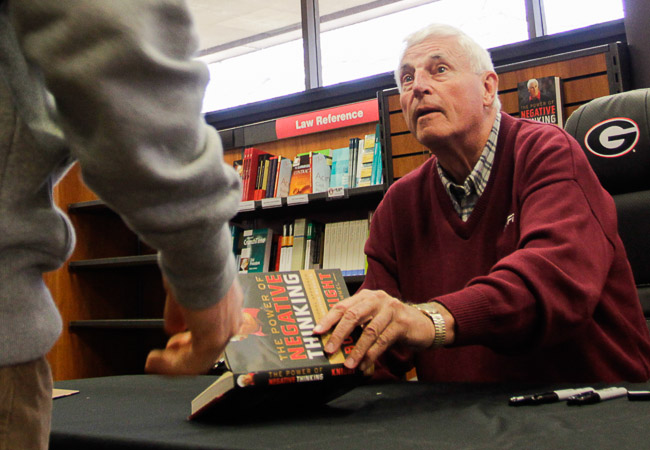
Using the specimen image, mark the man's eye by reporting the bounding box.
[436,66,448,73]
[402,74,414,83]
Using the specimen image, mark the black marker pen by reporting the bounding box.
[509,387,594,406]
[566,386,628,406]
[627,390,650,401]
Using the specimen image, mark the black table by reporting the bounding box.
[51,375,649,449]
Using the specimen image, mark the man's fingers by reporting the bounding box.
[358,321,403,371]
[323,296,384,354]
[343,309,394,368]
[145,339,214,375]
[313,296,358,335]
[144,349,169,374]
[165,331,192,350]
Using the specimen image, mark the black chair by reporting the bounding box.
[564,88,650,329]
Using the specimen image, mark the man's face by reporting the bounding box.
[528,82,539,97]
[398,37,490,149]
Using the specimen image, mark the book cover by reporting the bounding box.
[289,153,312,196]
[348,138,365,188]
[358,134,376,187]
[274,157,293,198]
[347,138,358,189]
[330,147,350,189]
[258,155,272,200]
[303,221,325,270]
[265,156,279,198]
[354,138,365,188]
[290,218,309,270]
[279,222,294,272]
[517,76,564,127]
[371,124,383,186]
[311,153,331,193]
[189,269,367,420]
[241,228,274,273]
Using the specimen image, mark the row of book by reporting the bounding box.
[235,124,383,202]
[231,217,370,277]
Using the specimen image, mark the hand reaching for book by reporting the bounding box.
[313,289,454,372]
[145,278,243,375]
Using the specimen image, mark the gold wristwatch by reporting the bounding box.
[412,302,446,348]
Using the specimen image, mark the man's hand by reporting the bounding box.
[145,278,243,375]
[313,289,453,372]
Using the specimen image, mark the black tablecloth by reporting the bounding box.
[51,375,649,449]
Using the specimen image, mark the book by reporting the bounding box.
[274,156,293,198]
[311,152,331,193]
[240,228,274,273]
[289,153,312,196]
[347,138,358,188]
[265,156,279,198]
[303,220,324,270]
[358,134,376,187]
[290,218,309,270]
[52,388,79,399]
[371,124,383,185]
[279,222,294,272]
[189,269,368,419]
[330,147,350,188]
[241,147,270,201]
[272,234,283,271]
[353,219,369,276]
[517,76,564,127]
[254,154,272,200]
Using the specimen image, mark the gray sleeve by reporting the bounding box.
[9,0,242,309]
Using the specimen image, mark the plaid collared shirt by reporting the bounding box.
[437,112,501,222]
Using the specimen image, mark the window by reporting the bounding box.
[543,0,624,35]
[202,40,305,112]
[320,0,528,87]
[189,0,627,113]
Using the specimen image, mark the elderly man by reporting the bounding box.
[314,23,650,382]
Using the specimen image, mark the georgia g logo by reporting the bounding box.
[584,117,639,158]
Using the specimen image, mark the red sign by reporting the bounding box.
[275,99,379,139]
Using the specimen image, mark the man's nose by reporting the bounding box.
[412,71,432,96]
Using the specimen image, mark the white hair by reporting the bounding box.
[527,78,539,89]
[395,23,501,110]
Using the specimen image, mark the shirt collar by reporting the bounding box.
[437,111,501,199]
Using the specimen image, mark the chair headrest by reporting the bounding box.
[564,88,650,195]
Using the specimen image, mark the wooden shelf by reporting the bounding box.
[67,199,113,213]
[67,253,365,285]
[69,319,164,330]
[67,185,385,216]
[68,254,158,271]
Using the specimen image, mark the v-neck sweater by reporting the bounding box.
[362,113,650,382]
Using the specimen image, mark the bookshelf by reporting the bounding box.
[46,95,391,381]
[45,41,629,381]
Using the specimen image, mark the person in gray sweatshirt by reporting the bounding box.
[0,2,244,448]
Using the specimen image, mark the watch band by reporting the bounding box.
[412,303,446,348]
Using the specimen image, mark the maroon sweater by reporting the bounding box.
[363,113,650,382]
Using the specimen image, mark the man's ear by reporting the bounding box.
[482,71,499,107]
